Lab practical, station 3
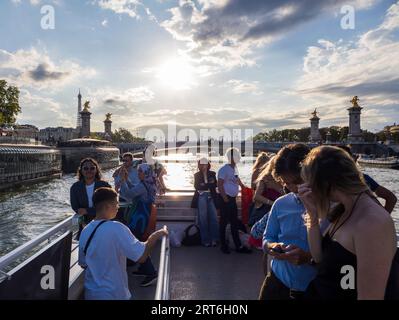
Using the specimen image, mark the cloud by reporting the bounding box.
[103,106,310,137]
[161,0,378,75]
[28,63,69,81]
[93,0,156,20]
[17,89,74,128]
[224,79,263,95]
[102,86,154,104]
[0,47,96,90]
[85,87,155,120]
[295,0,399,121]
[11,0,41,5]
[11,0,61,5]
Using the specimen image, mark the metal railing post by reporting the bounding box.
[155,225,170,300]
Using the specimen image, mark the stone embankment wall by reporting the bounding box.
[59,146,120,173]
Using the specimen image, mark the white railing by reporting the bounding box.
[0,216,75,279]
[154,225,170,300]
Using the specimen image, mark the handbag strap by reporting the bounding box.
[186,224,199,236]
[83,220,108,255]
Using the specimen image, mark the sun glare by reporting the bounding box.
[157,58,196,90]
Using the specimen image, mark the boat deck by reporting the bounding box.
[128,192,264,300]
[131,244,264,300]
[67,191,263,300]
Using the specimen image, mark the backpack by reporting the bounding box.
[181,224,201,246]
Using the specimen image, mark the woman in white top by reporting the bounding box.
[70,158,111,239]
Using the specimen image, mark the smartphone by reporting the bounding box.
[270,246,285,254]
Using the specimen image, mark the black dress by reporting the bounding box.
[305,232,357,300]
[305,193,399,300]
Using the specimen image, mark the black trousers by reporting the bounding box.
[219,195,242,249]
[259,271,304,300]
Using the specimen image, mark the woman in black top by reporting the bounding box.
[299,146,397,300]
[70,158,111,238]
[192,158,219,247]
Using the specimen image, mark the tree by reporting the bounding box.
[361,129,376,142]
[0,80,20,125]
[89,132,103,140]
[376,130,387,142]
[339,126,349,142]
[112,128,145,143]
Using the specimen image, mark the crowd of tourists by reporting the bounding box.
[70,143,398,300]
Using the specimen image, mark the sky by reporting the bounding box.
[1,0,399,139]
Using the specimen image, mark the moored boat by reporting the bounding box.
[357,155,399,169]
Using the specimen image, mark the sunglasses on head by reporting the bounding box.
[82,166,96,171]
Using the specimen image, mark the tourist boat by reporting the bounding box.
[0,141,62,191]
[0,190,262,300]
[357,154,399,169]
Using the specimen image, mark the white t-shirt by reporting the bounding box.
[78,220,145,300]
[218,164,239,197]
[85,183,95,208]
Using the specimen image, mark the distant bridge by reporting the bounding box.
[115,141,319,157]
[115,140,399,158]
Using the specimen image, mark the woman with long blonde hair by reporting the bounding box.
[249,156,283,226]
[299,146,397,300]
[251,152,270,190]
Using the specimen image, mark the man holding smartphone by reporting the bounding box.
[261,144,317,300]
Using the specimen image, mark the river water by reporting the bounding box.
[0,155,398,256]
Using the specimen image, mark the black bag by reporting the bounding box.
[190,191,199,209]
[385,248,399,300]
[181,224,201,246]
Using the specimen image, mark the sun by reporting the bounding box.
[156,58,196,90]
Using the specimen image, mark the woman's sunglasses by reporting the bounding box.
[82,166,96,171]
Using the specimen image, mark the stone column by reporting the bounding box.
[309,109,321,142]
[104,119,112,136]
[80,110,91,138]
[347,97,363,143]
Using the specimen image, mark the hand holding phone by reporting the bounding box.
[269,243,286,255]
[271,246,285,254]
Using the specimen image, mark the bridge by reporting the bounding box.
[115,140,399,157]
[115,141,319,157]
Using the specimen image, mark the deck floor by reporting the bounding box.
[130,244,264,300]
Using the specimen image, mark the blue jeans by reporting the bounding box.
[197,192,219,245]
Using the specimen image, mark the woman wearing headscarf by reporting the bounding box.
[142,144,168,195]
[119,163,158,287]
